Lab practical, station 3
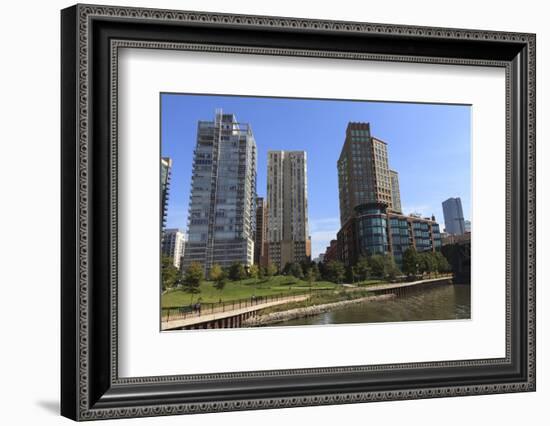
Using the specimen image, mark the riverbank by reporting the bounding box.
[275,284,471,327]
[242,293,396,327]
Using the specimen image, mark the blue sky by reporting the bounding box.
[161,93,471,258]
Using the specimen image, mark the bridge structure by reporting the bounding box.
[442,239,471,284]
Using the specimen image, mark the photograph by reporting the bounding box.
[57,3,536,420]
[160,94,472,331]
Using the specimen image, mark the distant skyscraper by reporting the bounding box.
[181,110,257,272]
[162,228,185,269]
[389,169,402,213]
[464,219,471,234]
[442,197,466,235]
[267,151,310,269]
[254,197,268,267]
[337,123,393,225]
[160,157,172,231]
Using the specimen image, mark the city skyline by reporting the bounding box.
[161,94,471,258]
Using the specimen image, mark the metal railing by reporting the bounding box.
[161,290,325,323]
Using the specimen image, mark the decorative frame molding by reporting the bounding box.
[61,4,535,421]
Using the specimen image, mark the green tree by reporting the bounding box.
[369,254,386,278]
[258,265,265,279]
[183,262,203,296]
[325,260,345,283]
[355,256,371,281]
[209,263,226,291]
[248,264,260,280]
[429,252,438,275]
[306,267,317,290]
[418,252,437,276]
[300,260,313,277]
[318,261,328,280]
[161,255,179,291]
[265,263,278,278]
[383,255,400,282]
[434,251,451,274]
[282,262,293,275]
[228,262,247,281]
[310,263,321,281]
[289,262,304,279]
[209,263,223,282]
[346,265,357,283]
[402,247,419,277]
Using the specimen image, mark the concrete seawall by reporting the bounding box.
[242,293,396,327]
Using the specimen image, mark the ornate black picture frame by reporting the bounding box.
[61,4,536,421]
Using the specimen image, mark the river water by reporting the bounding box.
[274,284,471,327]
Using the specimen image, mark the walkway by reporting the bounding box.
[360,275,453,294]
[161,293,311,331]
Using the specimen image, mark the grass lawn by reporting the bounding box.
[162,275,338,307]
[257,288,373,315]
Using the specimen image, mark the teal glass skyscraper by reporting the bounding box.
[442,197,466,235]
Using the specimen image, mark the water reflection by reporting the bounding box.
[272,284,471,327]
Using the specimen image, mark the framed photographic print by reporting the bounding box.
[61,4,536,421]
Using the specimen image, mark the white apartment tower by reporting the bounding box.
[181,110,257,272]
[162,228,185,269]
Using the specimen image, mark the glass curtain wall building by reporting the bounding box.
[388,213,441,266]
[338,207,441,267]
[181,110,257,273]
[442,197,466,235]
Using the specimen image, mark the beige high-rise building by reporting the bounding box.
[389,169,402,213]
[267,151,310,270]
[337,123,394,225]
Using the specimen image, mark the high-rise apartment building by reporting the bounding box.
[162,228,185,269]
[335,122,441,267]
[442,197,466,235]
[389,169,402,213]
[267,151,311,269]
[254,196,268,267]
[160,157,172,231]
[337,123,394,226]
[181,110,257,272]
